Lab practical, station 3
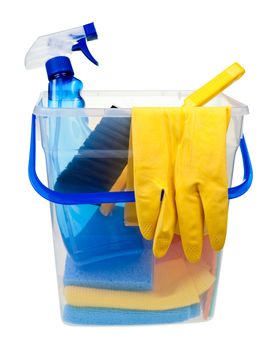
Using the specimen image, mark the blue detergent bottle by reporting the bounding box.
[25,23,143,265]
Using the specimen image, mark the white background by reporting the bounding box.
[1,0,276,349]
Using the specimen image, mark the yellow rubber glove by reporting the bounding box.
[124,62,245,242]
[175,106,231,262]
[125,107,182,257]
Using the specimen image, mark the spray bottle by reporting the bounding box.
[25,23,102,263]
[25,22,98,175]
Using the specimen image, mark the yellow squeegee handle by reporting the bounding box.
[183,62,245,107]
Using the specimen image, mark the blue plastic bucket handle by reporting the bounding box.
[29,114,253,205]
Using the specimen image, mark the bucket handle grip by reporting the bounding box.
[29,114,253,205]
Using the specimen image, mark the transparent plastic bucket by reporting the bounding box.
[29,90,252,325]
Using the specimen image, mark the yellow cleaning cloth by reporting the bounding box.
[64,257,215,310]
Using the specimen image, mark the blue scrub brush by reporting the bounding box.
[54,107,130,194]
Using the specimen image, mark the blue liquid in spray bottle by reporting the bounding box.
[46,56,89,174]
[46,56,99,264]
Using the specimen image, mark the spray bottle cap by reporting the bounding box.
[25,22,98,69]
[45,56,74,80]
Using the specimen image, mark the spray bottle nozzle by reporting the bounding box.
[83,23,98,41]
[71,22,98,65]
[25,22,99,69]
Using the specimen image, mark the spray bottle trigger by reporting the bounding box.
[72,38,99,66]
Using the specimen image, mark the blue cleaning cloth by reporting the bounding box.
[63,304,200,325]
[64,240,154,291]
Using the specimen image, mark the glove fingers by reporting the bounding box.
[135,185,163,240]
[200,186,229,251]
[176,188,204,263]
[153,190,177,257]
[153,108,180,257]
[196,107,230,251]
[124,202,138,226]
[131,107,169,240]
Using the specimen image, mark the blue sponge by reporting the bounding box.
[63,240,154,291]
[63,304,200,325]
